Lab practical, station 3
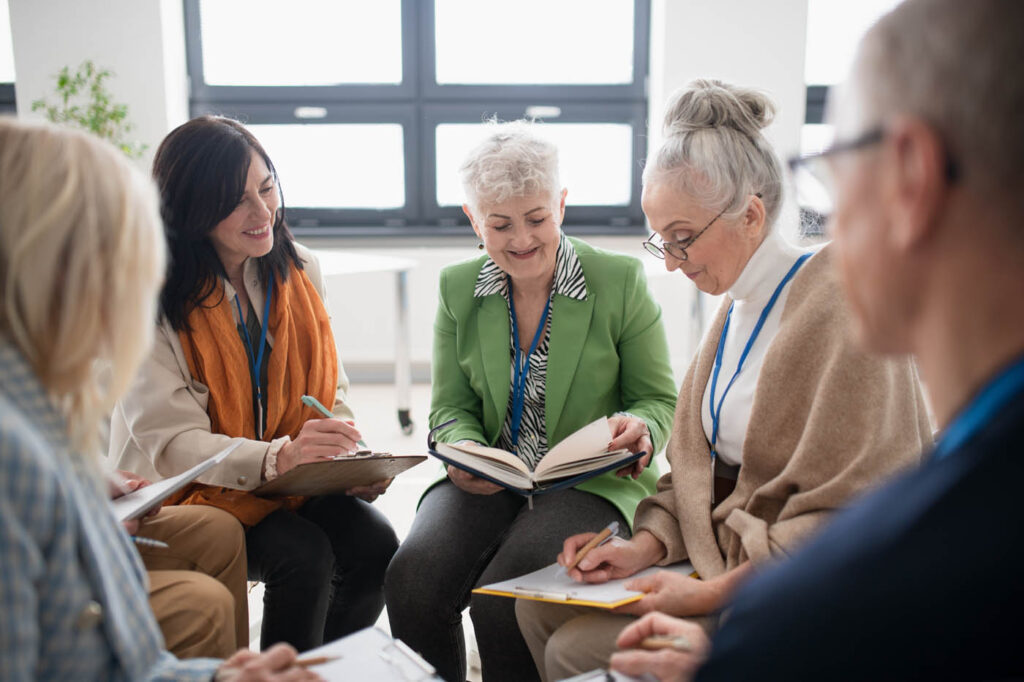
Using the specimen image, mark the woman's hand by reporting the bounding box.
[558,529,667,583]
[614,572,720,618]
[109,470,154,535]
[609,612,710,682]
[608,414,654,479]
[277,418,365,476]
[214,643,321,681]
[446,465,503,495]
[346,477,393,503]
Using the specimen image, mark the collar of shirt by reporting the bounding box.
[728,230,809,306]
[473,232,588,302]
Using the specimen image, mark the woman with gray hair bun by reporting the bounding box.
[516,79,933,680]
[384,120,678,682]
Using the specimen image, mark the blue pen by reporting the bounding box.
[301,394,369,449]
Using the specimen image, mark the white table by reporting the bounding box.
[313,250,418,435]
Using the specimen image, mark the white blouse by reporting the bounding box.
[701,230,815,467]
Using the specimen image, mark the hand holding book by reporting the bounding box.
[607,414,654,479]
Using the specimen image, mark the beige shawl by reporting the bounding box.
[634,245,932,579]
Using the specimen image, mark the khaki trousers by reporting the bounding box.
[516,600,636,681]
[136,505,248,658]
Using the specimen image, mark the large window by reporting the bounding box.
[802,0,904,153]
[185,0,650,236]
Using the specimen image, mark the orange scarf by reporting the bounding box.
[167,262,339,526]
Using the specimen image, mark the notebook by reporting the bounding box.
[428,417,644,496]
[473,561,697,609]
[110,441,242,522]
[299,626,442,681]
[254,452,426,497]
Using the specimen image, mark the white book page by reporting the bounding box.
[437,441,531,474]
[109,441,241,522]
[478,561,696,606]
[534,416,613,478]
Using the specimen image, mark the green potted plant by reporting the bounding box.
[32,60,146,159]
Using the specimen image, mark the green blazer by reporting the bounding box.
[429,237,678,526]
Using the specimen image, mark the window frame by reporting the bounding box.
[183,0,651,237]
[0,83,14,115]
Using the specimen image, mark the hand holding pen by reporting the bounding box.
[275,395,365,476]
[296,394,391,503]
[556,520,626,581]
[609,612,710,682]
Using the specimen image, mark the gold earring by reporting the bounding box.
[477,242,484,250]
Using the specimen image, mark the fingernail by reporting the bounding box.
[348,448,357,455]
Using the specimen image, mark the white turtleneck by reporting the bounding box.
[701,230,816,467]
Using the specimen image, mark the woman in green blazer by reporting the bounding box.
[384,121,677,682]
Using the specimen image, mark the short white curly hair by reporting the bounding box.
[459,119,561,214]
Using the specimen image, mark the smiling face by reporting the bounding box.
[208,150,279,276]
[641,180,766,295]
[465,189,567,288]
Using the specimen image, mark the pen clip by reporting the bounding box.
[427,418,457,449]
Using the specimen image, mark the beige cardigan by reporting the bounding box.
[635,245,932,579]
[109,243,355,489]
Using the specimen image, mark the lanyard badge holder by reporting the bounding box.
[235,275,274,440]
[707,253,811,501]
[508,290,552,509]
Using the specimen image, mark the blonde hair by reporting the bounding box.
[459,119,561,215]
[0,118,165,455]
[644,79,784,231]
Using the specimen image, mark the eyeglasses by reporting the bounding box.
[642,206,728,262]
[786,127,885,218]
[786,126,960,219]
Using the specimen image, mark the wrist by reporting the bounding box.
[633,529,668,565]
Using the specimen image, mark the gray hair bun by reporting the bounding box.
[663,78,775,139]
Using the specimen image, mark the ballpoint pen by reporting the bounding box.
[131,536,170,549]
[301,394,369,449]
[557,520,620,577]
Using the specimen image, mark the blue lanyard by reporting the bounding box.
[932,354,1024,461]
[234,274,274,439]
[508,290,552,450]
[709,253,811,461]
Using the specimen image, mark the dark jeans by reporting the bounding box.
[384,482,629,682]
[246,494,399,652]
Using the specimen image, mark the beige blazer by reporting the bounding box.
[109,243,354,489]
[634,245,933,579]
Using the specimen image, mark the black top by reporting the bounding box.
[237,301,270,437]
[696,366,1024,681]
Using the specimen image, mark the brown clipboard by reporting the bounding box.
[254,453,426,497]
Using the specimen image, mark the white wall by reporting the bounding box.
[9,0,188,170]
[7,0,810,382]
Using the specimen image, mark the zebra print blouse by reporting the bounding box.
[473,233,588,469]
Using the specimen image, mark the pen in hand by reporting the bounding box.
[300,394,369,449]
[558,520,620,577]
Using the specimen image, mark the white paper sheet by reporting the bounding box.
[109,441,242,522]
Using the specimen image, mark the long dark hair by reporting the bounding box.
[153,115,302,331]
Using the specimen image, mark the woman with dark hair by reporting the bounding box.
[110,115,399,652]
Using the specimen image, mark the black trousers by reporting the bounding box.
[384,482,629,682]
[246,494,399,652]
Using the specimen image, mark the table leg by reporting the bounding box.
[395,269,413,434]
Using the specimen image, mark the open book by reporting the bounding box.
[428,417,644,496]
